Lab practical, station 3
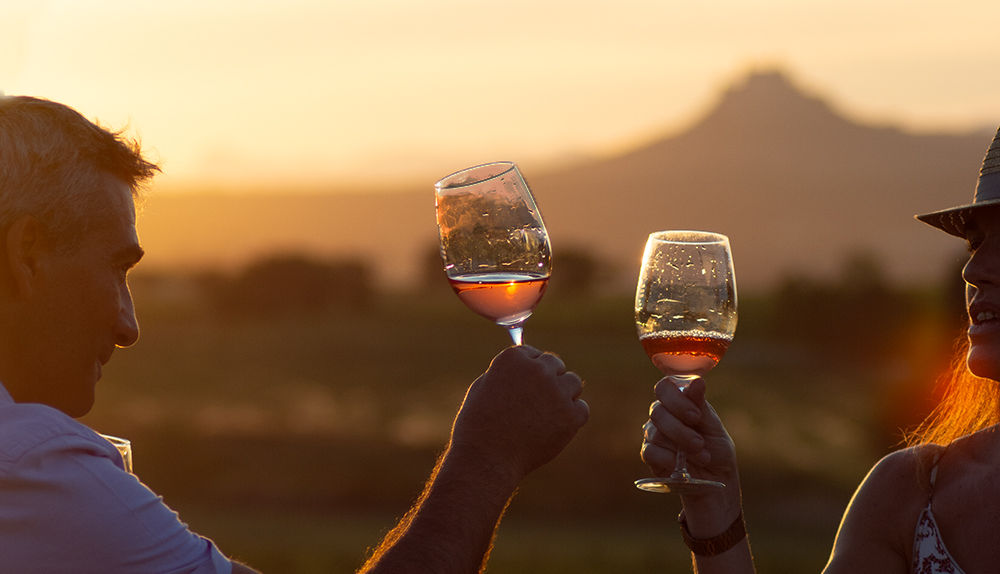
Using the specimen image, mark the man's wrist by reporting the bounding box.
[440,440,524,495]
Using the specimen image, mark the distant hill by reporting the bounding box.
[529,70,993,291]
[136,70,995,293]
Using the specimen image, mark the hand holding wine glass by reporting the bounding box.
[435,162,551,345]
[633,230,737,494]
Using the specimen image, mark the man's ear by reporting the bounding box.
[5,215,48,299]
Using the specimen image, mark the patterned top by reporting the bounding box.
[911,448,966,574]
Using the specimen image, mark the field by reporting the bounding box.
[79,274,958,573]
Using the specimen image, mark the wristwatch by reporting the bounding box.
[678,510,746,557]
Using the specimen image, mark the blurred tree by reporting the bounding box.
[421,242,605,298]
[202,254,374,318]
[422,242,449,293]
[771,251,916,362]
[547,247,600,297]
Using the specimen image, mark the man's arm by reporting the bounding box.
[357,345,589,574]
[356,442,519,573]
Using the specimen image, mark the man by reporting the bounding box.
[0,95,590,573]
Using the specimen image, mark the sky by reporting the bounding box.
[3,0,1000,192]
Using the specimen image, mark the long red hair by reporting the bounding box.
[906,337,1000,446]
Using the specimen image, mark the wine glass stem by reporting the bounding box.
[669,375,699,480]
[671,450,692,481]
[506,325,524,346]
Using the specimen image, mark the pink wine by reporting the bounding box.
[449,273,549,326]
[640,330,732,376]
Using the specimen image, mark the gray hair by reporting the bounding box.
[0,96,159,252]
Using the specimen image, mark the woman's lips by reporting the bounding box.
[969,312,1000,337]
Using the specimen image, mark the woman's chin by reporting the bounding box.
[966,348,1000,382]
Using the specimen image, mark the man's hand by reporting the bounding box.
[450,345,590,482]
[358,346,588,574]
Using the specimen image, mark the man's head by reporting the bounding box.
[0,96,158,416]
[0,96,158,252]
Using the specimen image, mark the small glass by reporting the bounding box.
[100,434,133,473]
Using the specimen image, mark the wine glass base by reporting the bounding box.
[634,477,725,494]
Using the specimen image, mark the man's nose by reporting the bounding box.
[115,284,140,348]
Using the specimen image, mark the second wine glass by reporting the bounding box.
[633,230,738,494]
[435,162,551,345]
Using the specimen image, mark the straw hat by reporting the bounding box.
[916,125,1000,238]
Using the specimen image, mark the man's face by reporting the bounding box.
[22,179,144,417]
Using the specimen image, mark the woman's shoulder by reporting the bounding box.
[851,446,941,537]
[863,444,942,494]
[933,424,1000,486]
[823,446,937,572]
[847,443,963,542]
[945,423,1000,459]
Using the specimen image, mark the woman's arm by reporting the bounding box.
[643,377,753,574]
[644,378,924,574]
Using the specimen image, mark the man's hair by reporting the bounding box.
[0,96,159,252]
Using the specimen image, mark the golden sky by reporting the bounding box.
[3,0,1000,191]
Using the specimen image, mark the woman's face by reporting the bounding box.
[963,205,1000,380]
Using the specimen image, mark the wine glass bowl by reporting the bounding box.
[634,230,737,494]
[435,162,551,345]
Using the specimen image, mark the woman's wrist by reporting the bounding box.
[679,509,747,556]
[678,475,743,538]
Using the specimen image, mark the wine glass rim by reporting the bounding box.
[435,161,517,190]
[648,230,730,244]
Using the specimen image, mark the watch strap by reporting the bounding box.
[678,510,746,557]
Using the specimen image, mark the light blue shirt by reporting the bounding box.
[0,384,232,573]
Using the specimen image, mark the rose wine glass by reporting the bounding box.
[435,161,551,345]
[633,230,737,494]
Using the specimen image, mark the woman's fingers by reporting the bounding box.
[640,435,675,476]
[653,377,704,427]
[649,402,705,453]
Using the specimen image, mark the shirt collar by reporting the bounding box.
[0,382,13,405]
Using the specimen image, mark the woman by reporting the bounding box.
[642,126,1000,574]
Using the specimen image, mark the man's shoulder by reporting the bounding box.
[0,399,106,471]
[0,401,235,574]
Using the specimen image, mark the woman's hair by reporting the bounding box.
[906,336,1000,446]
[0,96,159,253]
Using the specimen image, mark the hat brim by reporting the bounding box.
[915,198,1000,239]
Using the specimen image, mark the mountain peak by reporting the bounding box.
[689,68,853,139]
[727,69,805,97]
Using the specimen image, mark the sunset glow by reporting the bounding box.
[3,0,1000,190]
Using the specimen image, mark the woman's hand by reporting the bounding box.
[641,376,742,536]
